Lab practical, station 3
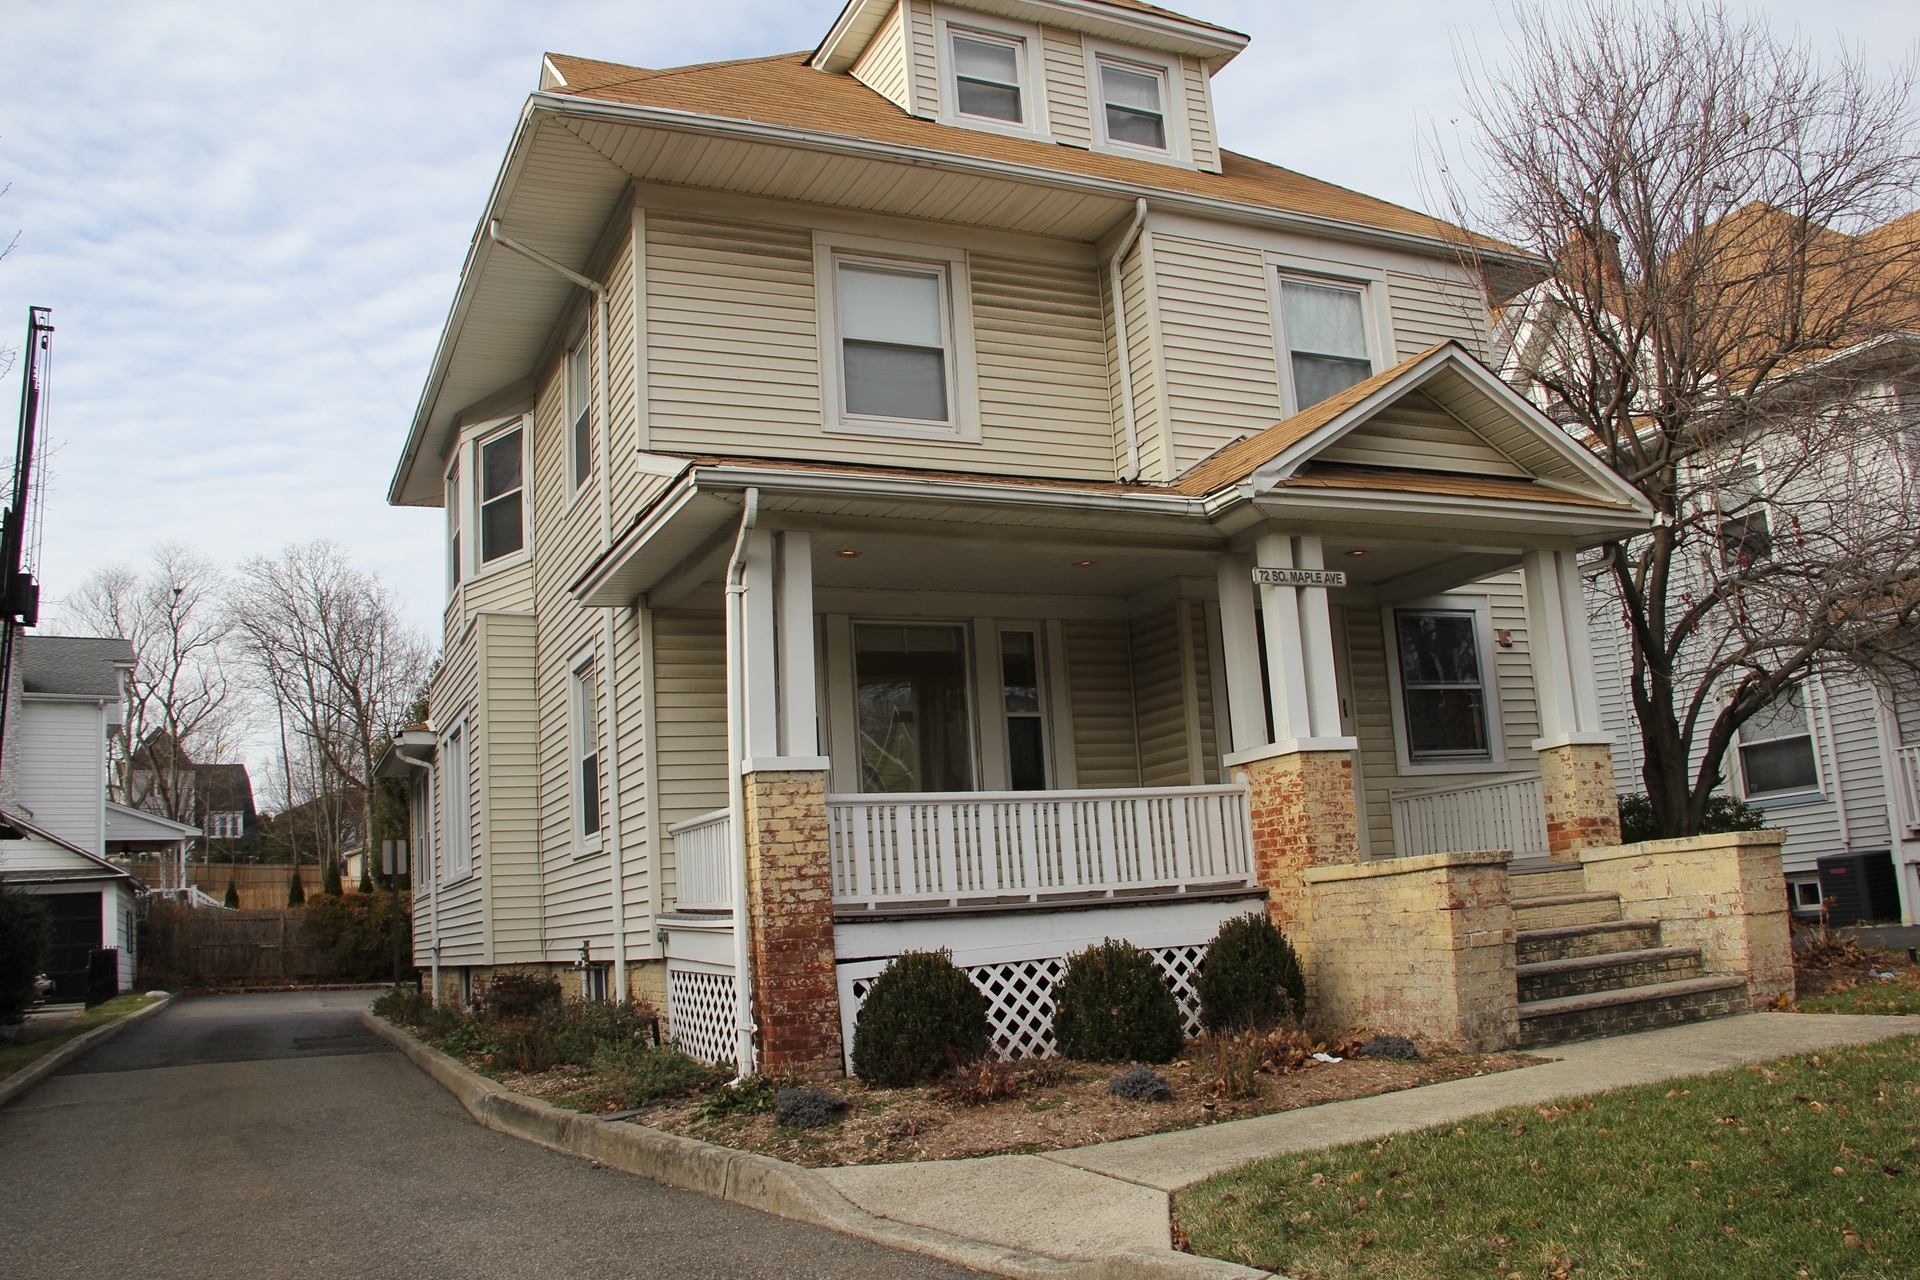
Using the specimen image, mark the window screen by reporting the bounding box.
[1738,685,1818,796]
[1101,63,1166,149]
[855,624,974,793]
[568,337,592,490]
[1282,280,1372,410]
[1394,609,1491,761]
[1719,510,1772,568]
[479,429,524,562]
[838,264,949,422]
[445,464,461,589]
[573,663,601,839]
[953,35,1021,121]
[1001,631,1046,791]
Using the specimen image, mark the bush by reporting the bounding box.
[223,879,240,909]
[1617,793,1767,845]
[372,984,433,1027]
[496,1017,556,1072]
[588,1042,727,1110]
[1053,938,1184,1064]
[696,1074,786,1120]
[851,951,991,1087]
[479,968,562,1019]
[1107,1065,1172,1101]
[0,886,52,1029]
[301,890,410,981]
[545,998,657,1066]
[1196,914,1306,1034]
[286,865,306,907]
[774,1086,847,1128]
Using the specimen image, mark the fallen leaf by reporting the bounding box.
[1833,1167,1847,1177]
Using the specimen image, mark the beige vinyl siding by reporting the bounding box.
[852,2,911,112]
[969,252,1114,477]
[1387,268,1492,360]
[1189,602,1221,784]
[908,0,938,117]
[477,612,542,963]
[1115,242,1167,481]
[651,610,728,908]
[1041,27,1092,147]
[1131,606,1188,786]
[428,622,485,964]
[1063,620,1140,787]
[1485,572,1541,757]
[1315,390,1528,477]
[1344,605,1399,855]
[1179,58,1220,173]
[1152,234,1284,475]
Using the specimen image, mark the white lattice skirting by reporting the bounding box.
[840,943,1209,1066]
[666,963,738,1067]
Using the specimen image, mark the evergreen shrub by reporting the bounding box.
[851,950,991,1086]
[774,1086,846,1128]
[1196,913,1305,1033]
[1052,938,1184,1063]
[286,865,306,906]
[480,968,563,1019]
[1617,793,1767,844]
[223,879,240,909]
[0,886,52,1029]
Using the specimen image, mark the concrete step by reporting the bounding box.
[1517,918,1664,964]
[1519,975,1749,1047]
[1512,891,1622,931]
[1517,946,1704,1003]
[1509,865,1587,901]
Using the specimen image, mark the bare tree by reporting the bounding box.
[57,543,242,822]
[1447,4,1920,838]
[229,541,432,892]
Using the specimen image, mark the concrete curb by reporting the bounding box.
[363,1012,1265,1280]
[0,995,173,1109]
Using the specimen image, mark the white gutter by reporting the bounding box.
[724,487,761,1076]
[1106,198,1149,482]
[393,748,439,1004]
[486,219,630,1003]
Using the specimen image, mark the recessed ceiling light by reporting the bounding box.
[1346,549,1369,557]
[1072,560,1096,568]
[837,549,861,558]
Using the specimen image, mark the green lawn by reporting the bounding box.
[0,994,162,1082]
[1177,1035,1920,1279]
[1796,964,1920,1017]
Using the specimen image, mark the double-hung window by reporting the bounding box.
[952,31,1023,123]
[1719,509,1772,569]
[441,723,471,882]
[445,462,461,592]
[566,331,592,493]
[1098,60,1168,151]
[1279,279,1374,412]
[478,426,525,564]
[1738,685,1820,797]
[1392,608,1494,763]
[835,258,954,428]
[1000,630,1047,791]
[571,656,602,849]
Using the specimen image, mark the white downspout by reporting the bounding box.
[487,219,630,1002]
[725,487,761,1077]
[1105,198,1149,482]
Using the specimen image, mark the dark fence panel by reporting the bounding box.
[140,903,328,986]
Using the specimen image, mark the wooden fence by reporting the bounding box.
[141,903,329,987]
[121,858,323,910]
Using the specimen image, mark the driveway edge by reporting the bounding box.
[363,1012,1264,1280]
[0,995,173,1109]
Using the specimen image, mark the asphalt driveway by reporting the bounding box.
[0,990,975,1279]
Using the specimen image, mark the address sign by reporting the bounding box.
[1251,568,1347,587]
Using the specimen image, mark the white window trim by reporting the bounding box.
[1266,256,1391,418]
[465,415,532,579]
[564,324,594,504]
[569,647,604,856]
[1083,38,1191,166]
[444,456,463,601]
[934,6,1046,138]
[814,233,980,443]
[440,717,474,886]
[1381,594,1510,776]
[1733,687,1825,802]
[994,621,1054,792]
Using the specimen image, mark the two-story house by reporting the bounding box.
[387,1,1805,1076]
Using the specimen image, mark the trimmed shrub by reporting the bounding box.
[774,1086,846,1128]
[371,983,433,1027]
[1196,913,1306,1033]
[302,890,410,981]
[286,865,306,907]
[0,886,53,1029]
[1052,938,1184,1064]
[478,968,562,1019]
[851,950,991,1087]
[1617,792,1766,844]
[1107,1065,1172,1101]
[223,878,241,909]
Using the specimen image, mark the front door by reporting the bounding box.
[853,623,975,793]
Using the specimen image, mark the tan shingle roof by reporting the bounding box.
[541,51,1500,251]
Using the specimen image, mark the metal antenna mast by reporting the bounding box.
[0,306,54,777]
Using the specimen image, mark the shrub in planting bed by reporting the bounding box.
[851,950,991,1087]
[1196,913,1305,1033]
[1053,938,1184,1064]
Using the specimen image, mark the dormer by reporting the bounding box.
[812,0,1247,173]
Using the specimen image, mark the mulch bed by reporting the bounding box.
[1792,933,1917,1000]
[494,1043,1544,1168]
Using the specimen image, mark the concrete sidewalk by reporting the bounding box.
[817,1013,1920,1262]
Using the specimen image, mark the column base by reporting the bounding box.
[1535,739,1622,861]
[743,768,844,1080]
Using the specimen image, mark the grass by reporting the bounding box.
[1177,1034,1920,1280]
[1796,964,1920,1017]
[0,993,162,1082]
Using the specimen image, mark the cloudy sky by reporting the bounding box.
[0,0,1915,658]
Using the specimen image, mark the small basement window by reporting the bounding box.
[1792,880,1825,910]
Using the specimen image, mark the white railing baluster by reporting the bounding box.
[1388,775,1550,859]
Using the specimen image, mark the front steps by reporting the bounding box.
[1511,863,1748,1046]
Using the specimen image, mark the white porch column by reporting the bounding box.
[1214,553,1268,754]
[776,531,818,757]
[1255,533,1314,744]
[1295,536,1342,740]
[742,528,779,760]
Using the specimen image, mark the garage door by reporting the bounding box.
[44,892,102,1003]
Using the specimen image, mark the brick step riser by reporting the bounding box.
[1509,870,1587,901]
[1520,986,1749,1047]
[1518,954,1704,1003]
[1517,923,1662,964]
[1513,900,1622,930]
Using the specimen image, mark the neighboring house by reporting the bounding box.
[0,635,153,995]
[384,0,1747,1072]
[1497,221,1920,927]
[128,732,261,851]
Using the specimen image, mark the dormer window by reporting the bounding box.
[1279,278,1374,412]
[953,34,1022,123]
[1099,62,1166,150]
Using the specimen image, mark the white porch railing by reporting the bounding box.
[828,784,1255,912]
[668,809,734,911]
[1895,746,1920,834]
[1391,774,1549,860]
